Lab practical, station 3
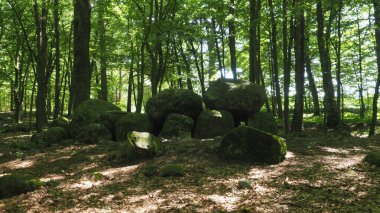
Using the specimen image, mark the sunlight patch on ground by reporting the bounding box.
[49,155,71,162]
[68,179,102,190]
[99,165,140,179]
[40,174,65,182]
[319,147,350,154]
[207,194,240,211]
[2,159,35,169]
[3,134,31,140]
[321,154,364,169]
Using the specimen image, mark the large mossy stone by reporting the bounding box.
[76,123,112,144]
[204,79,266,122]
[364,151,380,167]
[115,113,154,141]
[50,116,70,129]
[122,131,162,161]
[159,113,194,139]
[69,99,121,138]
[31,127,69,146]
[194,110,235,139]
[159,164,186,177]
[146,89,204,122]
[218,126,287,164]
[99,110,128,139]
[247,112,279,135]
[0,175,43,199]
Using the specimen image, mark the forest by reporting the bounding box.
[0,0,379,212]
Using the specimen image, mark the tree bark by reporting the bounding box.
[370,0,380,136]
[73,0,91,110]
[228,0,237,80]
[53,0,61,119]
[98,0,108,101]
[291,0,305,131]
[316,0,339,127]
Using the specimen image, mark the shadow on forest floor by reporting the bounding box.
[0,113,379,212]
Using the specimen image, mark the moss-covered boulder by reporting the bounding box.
[218,126,287,164]
[122,131,162,162]
[194,110,235,139]
[115,113,154,141]
[69,99,121,138]
[159,113,194,139]
[364,151,380,167]
[50,116,70,129]
[247,112,278,135]
[204,79,266,122]
[0,175,43,199]
[76,123,112,144]
[31,127,69,146]
[146,89,204,122]
[99,110,128,139]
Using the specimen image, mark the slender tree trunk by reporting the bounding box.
[305,18,320,116]
[284,1,294,133]
[73,0,91,110]
[356,10,365,118]
[34,0,48,132]
[316,0,339,127]
[336,0,343,122]
[228,0,237,80]
[291,0,305,131]
[99,0,108,101]
[370,0,380,136]
[212,18,224,78]
[268,0,283,120]
[249,0,261,84]
[53,0,61,119]
[127,42,134,112]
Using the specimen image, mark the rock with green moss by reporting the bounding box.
[159,164,186,177]
[218,126,287,164]
[115,113,154,141]
[159,113,194,139]
[50,116,70,129]
[0,175,43,199]
[122,131,162,161]
[146,89,204,122]
[99,110,128,138]
[31,127,69,146]
[141,164,160,177]
[69,99,121,138]
[76,123,112,144]
[364,151,380,167]
[238,179,253,190]
[204,79,266,122]
[194,110,235,139]
[247,112,278,135]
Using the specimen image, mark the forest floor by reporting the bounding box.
[0,112,379,212]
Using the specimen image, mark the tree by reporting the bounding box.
[228,0,237,80]
[316,0,339,127]
[73,0,91,110]
[98,0,108,101]
[53,0,61,119]
[291,0,305,131]
[370,0,380,136]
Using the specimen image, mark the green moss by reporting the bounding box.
[141,164,160,177]
[159,164,186,177]
[99,110,128,138]
[115,113,154,141]
[238,179,253,190]
[76,123,112,144]
[159,113,194,139]
[50,116,70,129]
[247,112,279,135]
[69,99,121,138]
[364,151,380,167]
[31,127,68,146]
[146,89,204,121]
[0,175,43,199]
[194,110,235,139]
[121,132,162,162]
[219,126,287,164]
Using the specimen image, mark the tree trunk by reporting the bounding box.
[127,42,134,112]
[268,0,283,120]
[291,0,305,131]
[53,0,61,119]
[370,0,380,136]
[249,0,260,84]
[99,0,108,101]
[316,0,339,127]
[34,0,48,132]
[336,0,343,122]
[73,0,91,110]
[356,10,365,118]
[228,0,237,80]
